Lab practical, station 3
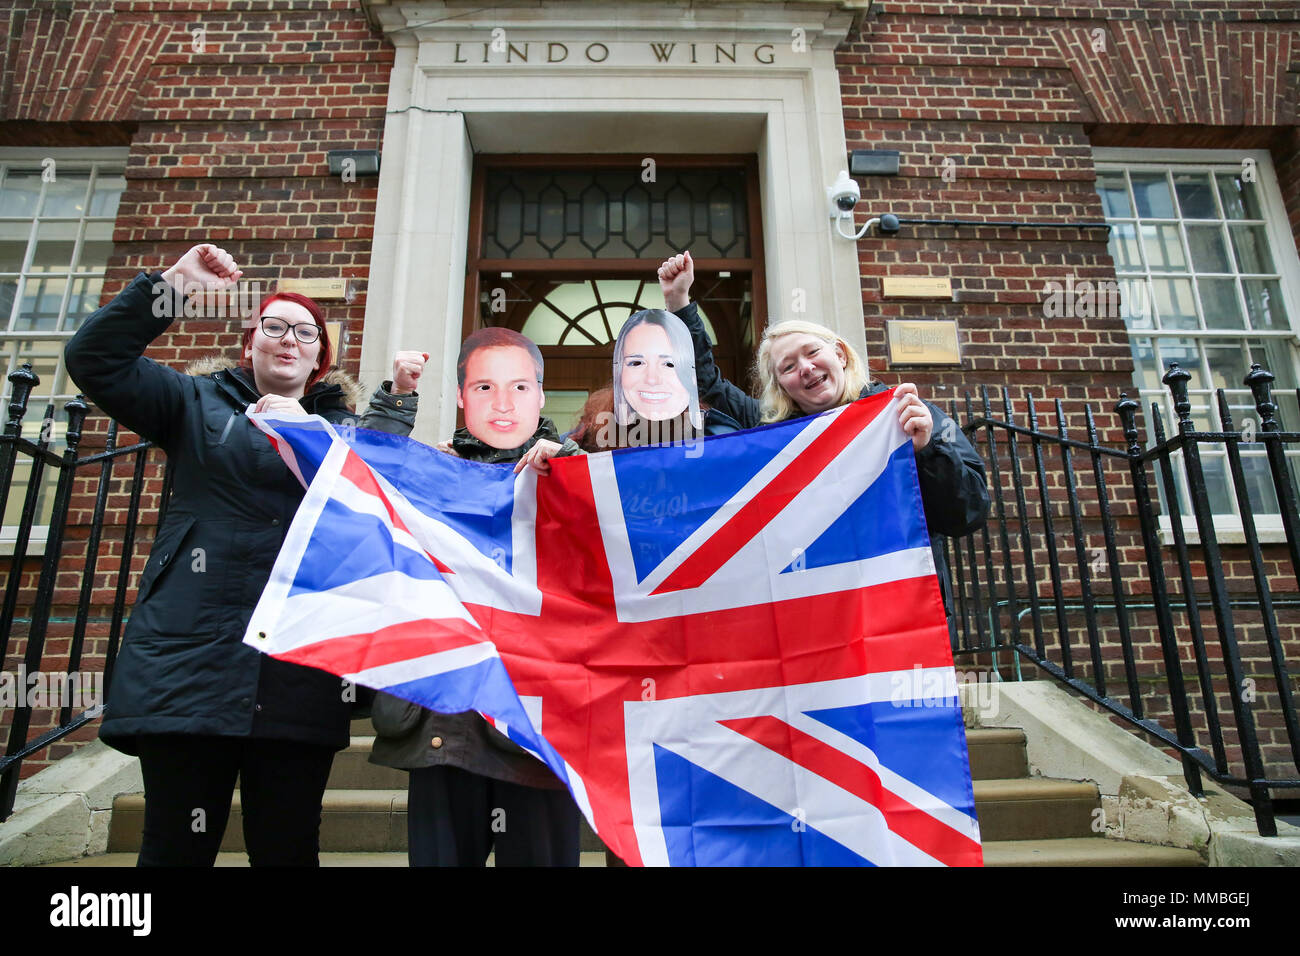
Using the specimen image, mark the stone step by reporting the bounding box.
[326,737,409,789]
[107,789,410,854]
[965,728,1028,780]
[982,838,1203,867]
[108,777,1099,852]
[332,727,1031,790]
[972,778,1100,841]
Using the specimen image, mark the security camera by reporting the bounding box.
[827,170,860,218]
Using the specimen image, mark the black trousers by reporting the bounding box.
[407,765,581,867]
[134,735,336,867]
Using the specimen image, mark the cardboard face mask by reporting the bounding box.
[456,328,546,450]
[612,310,702,429]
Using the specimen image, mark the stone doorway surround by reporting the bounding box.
[360,1,868,441]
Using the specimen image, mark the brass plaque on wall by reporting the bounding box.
[277,277,353,301]
[886,320,962,366]
[881,276,953,299]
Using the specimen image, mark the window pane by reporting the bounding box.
[0,276,14,324]
[5,337,68,400]
[1198,278,1244,329]
[0,170,42,217]
[1239,454,1281,515]
[1096,172,1132,217]
[15,275,66,330]
[1205,340,1251,392]
[75,218,113,271]
[1107,222,1142,270]
[40,173,90,218]
[1141,223,1186,272]
[1247,338,1300,392]
[89,175,125,218]
[0,230,27,271]
[1156,337,1203,384]
[1131,172,1176,218]
[65,275,104,329]
[1216,172,1264,220]
[1200,455,1236,514]
[1120,276,1154,328]
[1242,278,1286,331]
[1173,172,1218,219]
[30,219,79,273]
[1128,335,1161,391]
[1185,224,1232,273]
[1228,224,1275,274]
[1151,277,1198,329]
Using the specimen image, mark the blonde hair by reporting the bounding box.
[755,319,870,423]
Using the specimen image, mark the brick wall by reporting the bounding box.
[1,0,391,778]
[838,2,1300,789]
[2,0,1298,796]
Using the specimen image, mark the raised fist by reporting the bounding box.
[392,350,429,395]
[161,244,243,295]
[658,250,694,312]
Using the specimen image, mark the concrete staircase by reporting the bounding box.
[100,718,1203,866]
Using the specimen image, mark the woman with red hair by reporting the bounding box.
[65,243,427,866]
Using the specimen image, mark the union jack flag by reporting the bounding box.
[244,390,982,866]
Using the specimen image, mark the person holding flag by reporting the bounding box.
[368,326,584,867]
[658,251,989,640]
[63,242,427,866]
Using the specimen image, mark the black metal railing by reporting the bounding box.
[948,362,1300,837]
[0,363,162,822]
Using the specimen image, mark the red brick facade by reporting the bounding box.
[2,1,1298,794]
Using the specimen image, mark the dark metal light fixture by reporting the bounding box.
[327,149,381,177]
[848,149,900,176]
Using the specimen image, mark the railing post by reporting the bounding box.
[1115,391,1203,798]
[1246,363,1300,591]
[1216,385,1300,777]
[1085,404,1142,715]
[0,365,37,662]
[1163,362,1274,834]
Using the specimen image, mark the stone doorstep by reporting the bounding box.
[982,838,1203,867]
[107,789,410,854]
[0,740,142,867]
[971,778,1100,842]
[962,680,1300,866]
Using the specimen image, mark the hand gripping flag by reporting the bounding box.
[244,390,983,866]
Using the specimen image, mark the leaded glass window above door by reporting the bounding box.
[464,156,767,417]
[481,167,750,260]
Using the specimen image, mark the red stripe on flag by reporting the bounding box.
[718,714,983,867]
[338,450,454,574]
[275,616,487,676]
[651,394,891,595]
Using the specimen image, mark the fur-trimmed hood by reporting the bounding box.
[183,355,367,408]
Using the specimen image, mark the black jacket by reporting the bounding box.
[674,301,989,631]
[368,419,578,789]
[64,271,418,754]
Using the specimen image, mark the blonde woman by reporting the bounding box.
[658,251,989,639]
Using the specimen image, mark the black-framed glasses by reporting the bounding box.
[259,315,321,344]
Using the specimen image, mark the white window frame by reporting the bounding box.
[1093,147,1300,545]
[1,146,128,554]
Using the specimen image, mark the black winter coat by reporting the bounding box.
[674,301,989,633]
[64,272,418,754]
